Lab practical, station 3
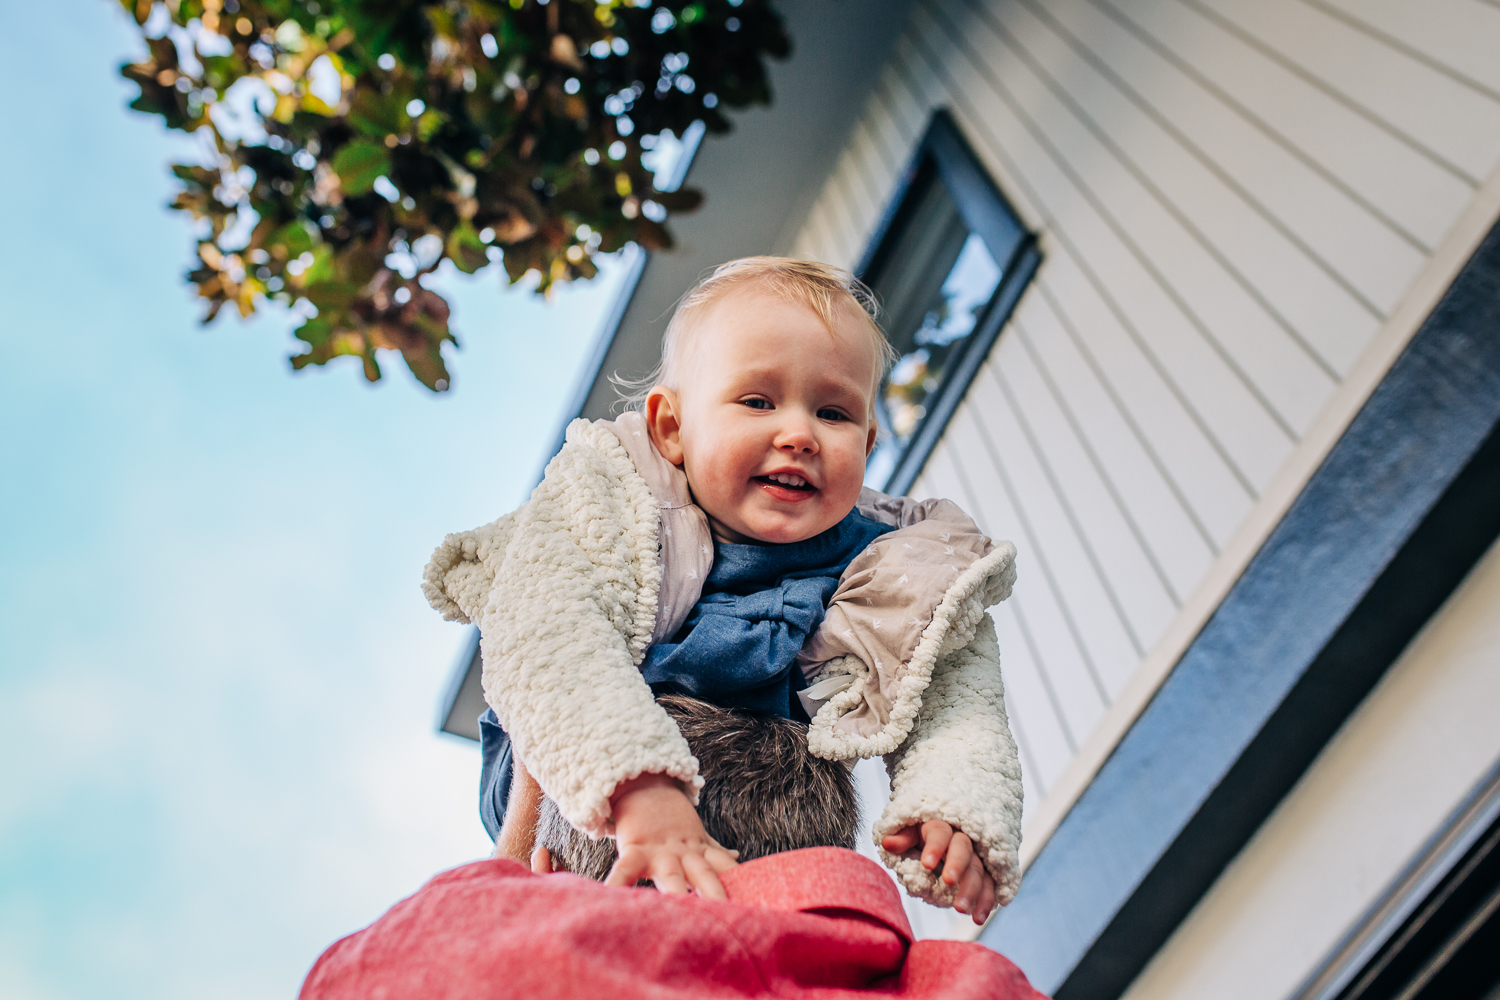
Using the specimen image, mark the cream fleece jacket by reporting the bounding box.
[423,417,1024,907]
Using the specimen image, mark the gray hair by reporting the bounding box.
[536,695,860,881]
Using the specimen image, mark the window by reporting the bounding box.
[858,110,1040,495]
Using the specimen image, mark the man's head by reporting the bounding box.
[534,695,859,882]
[639,258,897,545]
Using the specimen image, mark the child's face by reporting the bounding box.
[647,289,879,545]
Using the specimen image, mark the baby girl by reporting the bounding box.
[424,257,1023,923]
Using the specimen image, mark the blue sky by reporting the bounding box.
[0,4,633,996]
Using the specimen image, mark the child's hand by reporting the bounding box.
[605,773,739,899]
[882,819,996,924]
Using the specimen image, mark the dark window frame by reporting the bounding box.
[856,109,1041,496]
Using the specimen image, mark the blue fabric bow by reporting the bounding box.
[640,509,893,720]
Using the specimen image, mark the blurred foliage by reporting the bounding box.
[118,0,788,390]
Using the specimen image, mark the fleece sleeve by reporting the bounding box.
[874,614,1024,909]
[425,420,701,837]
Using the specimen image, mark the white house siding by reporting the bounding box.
[782,0,1500,816]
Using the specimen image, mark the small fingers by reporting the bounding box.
[882,825,921,854]
[705,846,740,875]
[605,849,649,888]
[706,836,741,859]
[921,820,954,871]
[973,872,998,925]
[942,833,974,887]
[954,857,985,915]
[649,855,690,895]
[683,852,728,901]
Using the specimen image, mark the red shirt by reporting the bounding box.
[300,846,1046,999]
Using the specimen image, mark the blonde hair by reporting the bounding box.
[614,256,897,411]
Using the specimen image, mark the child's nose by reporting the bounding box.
[774,414,818,454]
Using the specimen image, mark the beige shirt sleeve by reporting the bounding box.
[798,493,999,736]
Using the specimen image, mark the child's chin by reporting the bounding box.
[743,514,837,545]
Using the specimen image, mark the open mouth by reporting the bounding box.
[754,472,817,492]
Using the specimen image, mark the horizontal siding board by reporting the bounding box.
[815,166,853,257]
[988,0,1350,428]
[1043,250,1257,548]
[849,100,904,190]
[997,316,1180,644]
[908,438,965,504]
[920,450,1080,796]
[906,131,1260,548]
[862,88,915,168]
[1190,0,1500,182]
[898,9,1258,533]
[877,59,930,148]
[1101,0,1477,252]
[824,179,863,268]
[800,197,832,262]
[1315,0,1500,98]
[891,32,1056,235]
[1039,246,1256,547]
[832,140,884,249]
[792,194,834,260]
[967,361,1143,694]
[943,407,1111,742]
[900,15,1266,551]
[817,178,862,269]
[848,119,901,221]
[919,1,1298,493]
[1019,0,1417,328]
[800,198,839,265]
[993,600,1076,796]
[791,226,820,262]
[1002,685,1046,819]
[1018,280,1216,598]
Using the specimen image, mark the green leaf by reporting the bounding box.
[300,244,336,286]
[269,220,316,259]
[348,89,404,138]
[331,139,390,196]
[302,280,360,315]
[416,110,446,143]
[446,221,489,275]
[293,317,333,348]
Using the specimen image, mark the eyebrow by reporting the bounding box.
[724,365,873,409]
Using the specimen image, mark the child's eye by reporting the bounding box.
[817,408,849,422]
[740,398,772,410]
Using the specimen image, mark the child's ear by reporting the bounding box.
[645,386,686,465]
[865,422,878,457]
